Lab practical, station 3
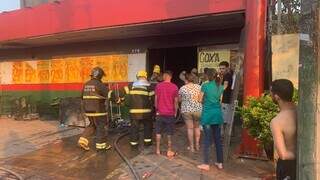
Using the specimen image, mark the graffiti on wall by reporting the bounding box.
[1,54,128,84]
[12,62,24,84]
[37,61,50,83]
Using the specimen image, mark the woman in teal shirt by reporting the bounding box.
[197,68,226,171]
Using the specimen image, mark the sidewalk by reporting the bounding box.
[0,117,82,159]
[107,127,274,180]
[0,118,274,179]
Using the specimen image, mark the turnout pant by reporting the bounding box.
[130,118,153,146]
[78,115,108,150]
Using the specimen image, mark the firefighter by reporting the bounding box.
[78,67,111,151]
[127,70,155,147]
[149,65,162,88]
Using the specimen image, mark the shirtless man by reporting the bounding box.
[270,79,297,180]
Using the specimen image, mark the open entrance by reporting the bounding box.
[148,46,197,87]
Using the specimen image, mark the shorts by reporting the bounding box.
[182,112,201,122]
[276,159,296,180]
[221,103,233,124]
[155,115,175,135]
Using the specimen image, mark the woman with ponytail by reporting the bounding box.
[197,68,226,171]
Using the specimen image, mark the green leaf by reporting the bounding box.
[238,90,298,146]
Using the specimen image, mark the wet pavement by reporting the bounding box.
[107,127,274,180]
[0,118,82,159]
[1,133,139,180]
[0,118,274,179]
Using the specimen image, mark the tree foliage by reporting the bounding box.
[271,0,301,34]
[238,90,298,147]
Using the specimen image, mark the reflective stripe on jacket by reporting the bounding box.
[82,79,108,115]
[126,83,154,120]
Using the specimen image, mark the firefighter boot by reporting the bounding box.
[78,137,90,151]
[129,141,139,149]
[144,139,153,146]
[96,142,112,152]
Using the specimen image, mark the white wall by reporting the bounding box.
[128,53,146,82]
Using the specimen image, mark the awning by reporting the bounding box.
[0,0,245,49]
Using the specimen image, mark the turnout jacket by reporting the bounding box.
[82,79,108,116]
[125,80,155,120]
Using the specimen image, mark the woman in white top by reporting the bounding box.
[179,73,202,152]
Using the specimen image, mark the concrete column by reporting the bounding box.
[298,0,320,179]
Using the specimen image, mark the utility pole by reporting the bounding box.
[298,0,320,179]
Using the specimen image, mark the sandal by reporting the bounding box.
[195,144,200,151]
[197,164,210,171]
[167,151,178,159]
[187,146,195,152]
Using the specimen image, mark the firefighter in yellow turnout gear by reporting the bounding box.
[150,65,163,87]
[126,70,155,147]
[78,67,111,151]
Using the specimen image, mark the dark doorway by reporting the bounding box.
[148,47,197,87]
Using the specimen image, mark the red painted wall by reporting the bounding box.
[0,82,128,91]
[0,0,245,42]
[244,0,266,97]
[239,0,267,156]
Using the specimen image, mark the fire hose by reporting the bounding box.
[113,129,141,180]
[0,167,23,180]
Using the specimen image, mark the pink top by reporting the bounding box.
[155,81,178,116]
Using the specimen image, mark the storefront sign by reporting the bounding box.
[198,49,230,73]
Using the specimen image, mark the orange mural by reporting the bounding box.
[80,57,94,82]
[65,58,81,83]
[24,62,37,83]
[0,64,2,83]
[95,55,113,82]
[12,62,24,83]
[50,59,64,83]
[37,61,50,83]
[112,55,128,81]
[5,54,128,85]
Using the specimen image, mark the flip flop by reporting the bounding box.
[187,146,195,152]
[195,144,200,151]
[197,164,210,171]
[142,172,152,179]
[167,151,178,160]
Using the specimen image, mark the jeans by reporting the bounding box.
[202,124,223,164]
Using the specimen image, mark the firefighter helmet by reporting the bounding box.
[137,70,148,79]
[153,65,160,74]
[90,67,105,80]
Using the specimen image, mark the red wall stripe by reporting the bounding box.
[0,83,83,91]
[0,82,129,91]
